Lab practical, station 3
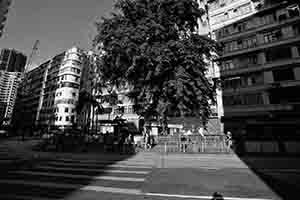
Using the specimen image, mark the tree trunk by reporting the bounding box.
[95,109,98,134]
[161,116,168,136]
[91,105,94,133]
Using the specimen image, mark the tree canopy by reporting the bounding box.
[93,0,219,130]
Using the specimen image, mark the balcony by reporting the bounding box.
[224,104,293,117]
[217,3,300,41]
[221,57,300,77]
[222,84,268,95]
[220,35,300,59]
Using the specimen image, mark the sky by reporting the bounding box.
[0,0,117,70]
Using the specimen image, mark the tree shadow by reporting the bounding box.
[0,139,141,199]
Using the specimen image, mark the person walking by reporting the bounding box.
[226,131,232,149]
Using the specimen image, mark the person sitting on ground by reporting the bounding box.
[211,192,224,200]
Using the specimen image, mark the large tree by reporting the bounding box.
[94,0,219,133]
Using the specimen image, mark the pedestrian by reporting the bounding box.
[118,133,125,154]
[226,131,232,148]
[146,131,152,149]
[143,128,148,150]
[180,134,187,152]
[124,134,133,154]
[198,127,205,137]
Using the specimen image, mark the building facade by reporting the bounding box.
[13,47,96,131]
[197,0,260,135]
[216,1,300,140]
[93,83,141,134]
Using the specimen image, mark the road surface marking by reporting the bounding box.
[36,165,149,174]
[81,185,142,195]
[0,179,274,200]
[56,158,153,166]
[47,161,152,169]
[10,170,145,182]
[145,193,274,200]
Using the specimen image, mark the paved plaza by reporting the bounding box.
[0,137,299,200]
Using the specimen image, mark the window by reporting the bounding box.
[66,116,69,121]
[287,5,300,18]
[281,26,294,38]
[260,14,275,26]
[72,92,76,97]
[247,55,257,65]
[71,108,75,113]
[293,23,300,35]
[71,116,75,122]
[237,23,245,32]
[266,47,291,62]
[127,106,134,114]
[65,107,69,113]
[223,77,241,89]
[278,13,287,21]
[246,73,262,86]
[223,93,263,106]
[273,68,295,82]
[262,30,281,44]
[59,116,62,121]
[222,61,234,71]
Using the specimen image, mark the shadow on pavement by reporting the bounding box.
[0,138,139,199]
[236,151,300,200]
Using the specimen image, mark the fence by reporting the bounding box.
[154,135,232,153]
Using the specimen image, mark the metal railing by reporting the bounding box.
[154,135,232,153]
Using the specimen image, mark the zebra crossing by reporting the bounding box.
[0,155,155,200]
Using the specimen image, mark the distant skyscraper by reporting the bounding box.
[0,0,12,38]
[0,48,27,72]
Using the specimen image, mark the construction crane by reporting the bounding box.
[25,40,39,73]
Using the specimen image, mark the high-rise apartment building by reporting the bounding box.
[0,49,26,127]
[0,71,22,126]
[0,0,11,38]
[196,0,261,134]
[216,1,300,141]
[13,47,96,130]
